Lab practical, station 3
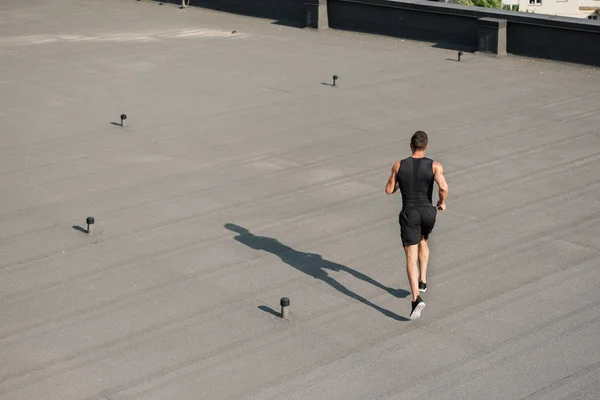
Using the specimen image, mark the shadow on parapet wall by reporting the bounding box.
[149,0,307,28]
[327,0,480,52]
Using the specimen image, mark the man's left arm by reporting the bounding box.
[385,161,400,195]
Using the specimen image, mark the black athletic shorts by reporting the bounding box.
[399,206,437,247]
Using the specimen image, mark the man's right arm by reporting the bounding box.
[433,161,449,211]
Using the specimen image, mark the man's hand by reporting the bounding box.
[436,201,446,212]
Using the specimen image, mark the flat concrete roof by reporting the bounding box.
[1,1,600,399]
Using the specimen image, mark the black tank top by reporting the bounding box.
[397,156,435,209]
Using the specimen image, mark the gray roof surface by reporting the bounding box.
[1,1,600,399]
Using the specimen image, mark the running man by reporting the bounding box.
[385,130,449,320]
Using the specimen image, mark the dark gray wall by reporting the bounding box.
[190,0,306,25]
[329,0,479,51]
[507,19,600,65]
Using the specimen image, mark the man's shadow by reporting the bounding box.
[224,223,409,321]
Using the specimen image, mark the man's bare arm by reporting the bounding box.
[433,160,449,210]
[385,161,400,195]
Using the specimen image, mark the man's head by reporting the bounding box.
[410,130,429,152]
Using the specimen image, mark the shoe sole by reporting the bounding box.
[419,288,427,292]
[410,301,426,320]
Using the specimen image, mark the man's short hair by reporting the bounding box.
[411,130,428,150]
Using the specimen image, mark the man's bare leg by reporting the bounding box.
[405,243,426,320]
[418,237,429,286]
[404,244,420,302]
